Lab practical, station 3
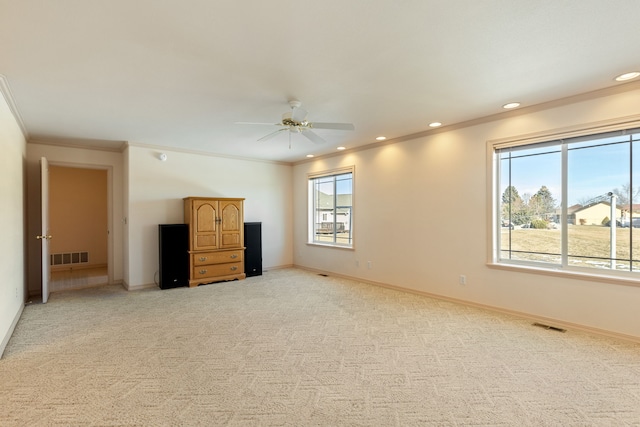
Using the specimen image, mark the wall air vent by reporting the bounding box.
[50,251,89,266]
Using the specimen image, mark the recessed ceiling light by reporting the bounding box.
[337,146,346,150]
[306,154,314,158]
[615,71,640,82]
[503,102,520,110]
[429,122,442,128]
[376,136,387,141]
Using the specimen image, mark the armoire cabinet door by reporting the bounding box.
[219,200,243,249]
[192,199,218,250]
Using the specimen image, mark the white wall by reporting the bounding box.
[293,87,640,339]
[0,87,26,357]
[26,143,125,295]
[125,145,293,288]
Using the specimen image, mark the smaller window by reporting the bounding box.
[308,167,354,247]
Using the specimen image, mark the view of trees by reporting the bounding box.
[577,183,640,206]
[504,182,639,227]
[501,185,557,225]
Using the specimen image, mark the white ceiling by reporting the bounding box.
[2,0,640,163]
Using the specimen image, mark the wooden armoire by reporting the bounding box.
[183,197,245,287]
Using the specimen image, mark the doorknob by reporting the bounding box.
[36,235,52,240]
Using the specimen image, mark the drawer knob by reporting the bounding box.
[230,266,238,271]
[199,257,207,262]
[230,254,238,259]
[199,269,207,274]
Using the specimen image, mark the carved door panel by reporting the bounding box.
[219,200,243,249]
[193,200,218,250]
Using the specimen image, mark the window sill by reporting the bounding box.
[306,242,354,251]
[487,262,640,288]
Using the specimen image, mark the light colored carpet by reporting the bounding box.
[1,268,639,426]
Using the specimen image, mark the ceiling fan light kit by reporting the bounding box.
[238,100,354,146]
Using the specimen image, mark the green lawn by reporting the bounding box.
[501,225,640,270]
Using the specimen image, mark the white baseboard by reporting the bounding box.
[262,264,294,272]
[0,303,24,359]
[125,282,157,291]
[295,265,640,345]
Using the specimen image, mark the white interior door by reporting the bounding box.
[38,157,51,303]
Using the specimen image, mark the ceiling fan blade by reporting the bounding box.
[302,129,326,145]
[310,122,355,131]
[258,128,287,142]
[235,121,281,126]
[291,106,308,123]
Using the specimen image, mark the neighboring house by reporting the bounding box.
[553,203,587,225]
[313,192,352,233]
[574,202,621,226]
[619,204,640,226]
[565,203,583,225]
[555,203,640,226]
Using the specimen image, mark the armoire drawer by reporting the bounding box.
[193,262,243,280]
[192,250,243,266]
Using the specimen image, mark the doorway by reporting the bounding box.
[48,166,108,292]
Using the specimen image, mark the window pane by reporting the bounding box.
[499,147,561,264]
[310,171,353,247]
[495,127,640,278]
[335,173,353,245]
[567,139,630,270]
[633,137,640,271]
[314,177,334,241]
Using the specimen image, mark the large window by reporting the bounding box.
[309,167,354,247]
[493,125,640,278]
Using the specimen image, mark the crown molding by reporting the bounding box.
[0,74,29,139]
[294,79,640,166]
[125,141,293,166]
[28,136,127,153]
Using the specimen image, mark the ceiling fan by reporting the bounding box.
[237,100,355,146]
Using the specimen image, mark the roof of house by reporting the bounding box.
[314,192,352,209]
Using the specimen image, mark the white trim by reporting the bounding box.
[125,282,157,291]
[487,262,640,288]
[487,117,640,284]
[296,265,640,343]
[307,166,355,248]
[0,304,24,359]
[29,137,126,153]
[127,141,291,166]
[295,81,640,166]
[47,161,115,286]
[307,165,355,179]
[0,74,28,139]
[489,114,640,150]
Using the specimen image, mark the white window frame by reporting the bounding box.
[308,166,354,249]
[487,115,640,287]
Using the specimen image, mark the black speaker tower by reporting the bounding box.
[244,222,262,277]
[158,224,189,289]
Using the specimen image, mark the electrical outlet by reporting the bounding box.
[367,261,372,269]
[355,260,359,267]
[459,275,467,285]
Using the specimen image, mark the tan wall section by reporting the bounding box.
[293,86,640,340]
[49,166,108,267]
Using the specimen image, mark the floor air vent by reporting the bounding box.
[533,322,566,333]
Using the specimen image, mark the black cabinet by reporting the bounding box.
[244,222,262,277]
[158,224,189,289]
